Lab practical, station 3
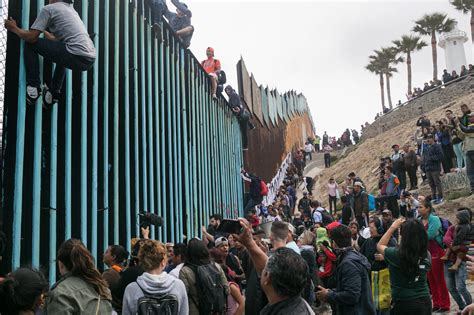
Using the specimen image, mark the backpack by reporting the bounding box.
[260,180,269,196]
[136,282,179,315]
[194,263,227,315]
[439,217,452,236]
[368,194,376,211]
[313,208,334,226]
[216,69,227,85]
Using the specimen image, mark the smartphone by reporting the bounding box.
[218,219,242,234]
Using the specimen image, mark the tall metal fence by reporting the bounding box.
[0,0,7,160]
[1,0,244,282]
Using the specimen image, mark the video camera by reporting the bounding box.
[138,212,163,228]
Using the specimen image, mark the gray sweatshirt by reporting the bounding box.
[122,272,189,315]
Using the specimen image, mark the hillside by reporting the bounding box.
[316,93,474,221]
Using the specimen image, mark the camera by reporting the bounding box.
[138,212,163,228]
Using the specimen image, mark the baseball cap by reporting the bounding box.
[354,182,364,189]
[215,237,228,248]
[392,144,399,149]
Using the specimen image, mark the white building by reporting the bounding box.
[438,23,469,74]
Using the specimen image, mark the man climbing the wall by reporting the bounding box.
[225,85,255,150]
[162,0,194,48]
[4,0,96,109]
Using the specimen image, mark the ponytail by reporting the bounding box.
[57,239,110,299]
[0,268,48,314]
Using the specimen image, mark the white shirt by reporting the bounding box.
[304,143,314,153]
[312,207,324,223]
[286,241,301,255]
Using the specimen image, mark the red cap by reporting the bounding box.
[326,221,341,231]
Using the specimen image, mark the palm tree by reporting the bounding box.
[393,35,428,95]
[413,13,456,80]
[366,59,386,112]
[450,0,474,45]
[370,47,403,109]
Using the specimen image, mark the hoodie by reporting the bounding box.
[453,210,474,246]
[327,249,376,315]
[122,272,188,315]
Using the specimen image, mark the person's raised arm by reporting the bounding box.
[171,0,192,17]
[4,18,41,44]
[377,217,405,253]
[232,219,267,274]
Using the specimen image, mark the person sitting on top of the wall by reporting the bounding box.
[201,47,221,100]
[162,0,194,48]
[4,0,96,109]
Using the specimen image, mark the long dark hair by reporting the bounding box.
[184,239,210,266]
[57,239,110,299]
[0,268,48,314]
[399,219,428,280]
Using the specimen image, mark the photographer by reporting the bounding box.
[416,115,431,129]
[232,219,315,314]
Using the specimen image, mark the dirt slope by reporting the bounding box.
[316,94,474,213]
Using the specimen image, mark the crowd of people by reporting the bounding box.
[372,65,474,122]
[407,64,474,101]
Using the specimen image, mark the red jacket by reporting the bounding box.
[317,246,337,278]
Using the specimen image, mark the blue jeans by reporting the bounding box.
[25,38,94,93]
[244,197,263,213]
[466,151,474,192]
[453,142,465,169]
[444,261,472,310]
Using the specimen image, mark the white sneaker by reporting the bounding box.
[44,89,53,106]
[26,85,40,105]
[212,94,217,100]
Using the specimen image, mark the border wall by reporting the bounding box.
[1,0,244,281]
[237,58,315,182]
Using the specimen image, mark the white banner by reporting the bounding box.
[263,152,292,206]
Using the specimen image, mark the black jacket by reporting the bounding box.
[453,210,474,245]
[327,249,376,315]
[360,236,396,271]
[421,143,444,172]
[341,203,352,226]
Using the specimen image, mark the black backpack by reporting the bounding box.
[136,282,179,315]
[193,263,227,315]
[216,70,227,85]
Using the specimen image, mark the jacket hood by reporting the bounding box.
[136,272,178,295]
[457,210,471,225]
